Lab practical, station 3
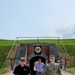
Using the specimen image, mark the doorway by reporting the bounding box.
[30,56,45,75]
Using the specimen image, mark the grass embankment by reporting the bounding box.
[0,39,75,74]
[0,39,19,74]
[0,45,11,74]
[0,39,16,74]
[0,45,11,68]
[67,68,75,75]
[0,68,9,74]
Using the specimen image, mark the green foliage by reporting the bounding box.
[0,39,14,45]
[64,45,75,56]
[0,45,11,68]
[0,68,9,74]
[57,44,75,56]
[68,68,75,75]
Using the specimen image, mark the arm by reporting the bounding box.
[58,65,62,75]
[44,65,49,75]
[27,67,30,75]
[36,64,37,70]
[13,67,18,75]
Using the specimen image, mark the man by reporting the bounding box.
[44,55,62,75]
[57,60,62,69]
[44,60,48,69]
[36,58,44,75]
[13,57,30,75]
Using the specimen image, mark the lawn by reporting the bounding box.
[0,38,75,70]
[0,45,11,68]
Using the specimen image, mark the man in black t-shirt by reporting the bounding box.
[13,57,30,75]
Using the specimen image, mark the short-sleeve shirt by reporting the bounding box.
[44,64,48,68]
[13,65,30,75]
[36,63,44,72]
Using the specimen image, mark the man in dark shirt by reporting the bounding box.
[13,57,30,75]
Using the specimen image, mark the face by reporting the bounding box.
[50,57,55,63]
[20,60,25,65]
[38,59,41,63]
[58,60,60,64]
[45,61,48,63]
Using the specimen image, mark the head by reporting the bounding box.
[49,55,55,64]
[57,60,60,64]
[45,60,48,64]
[38,58,41,63]
[20,57,25,67]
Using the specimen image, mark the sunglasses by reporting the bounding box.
[21,60,25,62]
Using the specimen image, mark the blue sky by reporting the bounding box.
[0,0,75,39]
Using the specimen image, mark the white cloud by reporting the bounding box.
[56,25,75,38]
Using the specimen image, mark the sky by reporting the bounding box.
[0,0,75,39]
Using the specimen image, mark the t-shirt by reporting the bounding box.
[44,64,46,68]
[36,63,44,72]
[13,65,30,75]
[44,64,49,68]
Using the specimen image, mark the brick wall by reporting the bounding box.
[42,45,49,57]
[27,44,49,60]
[27,45,34,57]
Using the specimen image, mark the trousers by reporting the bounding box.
[36,71,43,75]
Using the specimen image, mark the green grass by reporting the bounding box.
[57,44,75,56]
[68,68,75,75]
[0,68,9,74]
[0,45,11,68]
[16,39,75,45]
[0,39,75,45]
[0,39,75,70]
[0,39,14,45]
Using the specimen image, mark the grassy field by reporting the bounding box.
[0,39,75,70]
[68,68,75,75]
[0,39,75,45]
[0,45,11,68]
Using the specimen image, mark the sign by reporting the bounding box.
[34,46,41,55]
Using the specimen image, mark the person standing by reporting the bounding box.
[13,57,30,75]
[44,60,48,69]
[36,58,44,75]
[44,55,62,75]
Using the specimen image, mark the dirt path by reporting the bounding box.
[61,70,72,75]
[1,70,72,75]
[1,70,13,75]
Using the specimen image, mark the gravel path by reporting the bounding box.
[1,70,72,75]
[61,70,72,75]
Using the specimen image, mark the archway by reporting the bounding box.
[28,53,48,75]
[30,56,45,75]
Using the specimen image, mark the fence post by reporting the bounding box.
[64,59,67,70]
[17,37,18,44]
[9,58,14,70]
[58,37,60,44]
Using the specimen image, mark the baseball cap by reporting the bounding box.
[46,60,48,62]
[50,55,55,59]
[20,57,25,61]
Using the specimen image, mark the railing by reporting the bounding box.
[16,37,60,44]
[25,45,27,65]
[7,39,17,58]
[59,38,71,60]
